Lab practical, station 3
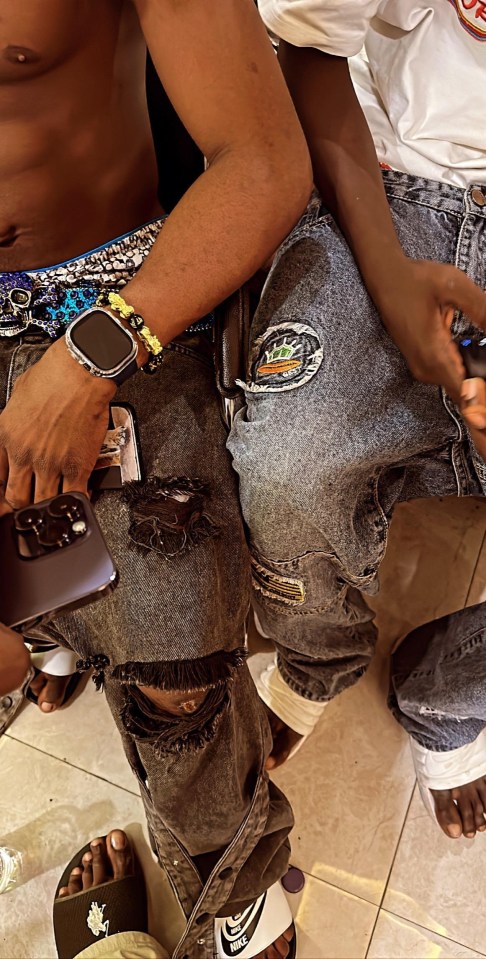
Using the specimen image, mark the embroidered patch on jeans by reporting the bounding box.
[240,322,323,394]
[251,555,305,606]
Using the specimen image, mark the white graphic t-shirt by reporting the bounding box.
[259,0,486,186]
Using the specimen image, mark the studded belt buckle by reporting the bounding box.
[0,274,34,336]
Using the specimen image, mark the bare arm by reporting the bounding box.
[278,45,402,301]
[278,42,486,406]
[0,0,311,511]
[124,0,312,340]
[0,625,30,696]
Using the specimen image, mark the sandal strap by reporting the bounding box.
[215,880,294,958]
[53,841,147,959]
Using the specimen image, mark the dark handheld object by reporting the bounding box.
[459,337,486,380]
[0,492,117,631]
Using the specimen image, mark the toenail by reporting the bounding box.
[447,827,462,838]
[41,703,56,712]
[111,832,126,850]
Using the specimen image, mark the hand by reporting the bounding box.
[460,377,486,462]
[374,257,486,403]
[0,337,116,515]
[0,623,31,695]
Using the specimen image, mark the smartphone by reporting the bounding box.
[459,338,486,380]
[89,403,143,491]
[0,492,118,631]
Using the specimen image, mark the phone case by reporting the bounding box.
[0,492,118,631]
[89,403,143,491]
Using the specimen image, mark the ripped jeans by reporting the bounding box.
[0,223,293,959]
[228,171,486,752]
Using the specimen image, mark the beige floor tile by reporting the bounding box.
[383,788,486,955]
[0,737,148,959]
[370,497,486,648]
[248,498,486,909]
[6,677,138,794]
[465,532,486,606]
[368,910,485,958]
[249,650,416,906]
[288,874,376,959]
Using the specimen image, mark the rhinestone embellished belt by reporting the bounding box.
[0,273,213,339]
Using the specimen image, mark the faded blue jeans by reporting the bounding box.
[0,223,293,959]
[229,170,486,753]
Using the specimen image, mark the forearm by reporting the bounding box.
[123,147,309,341]
[0,626,30,696]
[278,43,406,306]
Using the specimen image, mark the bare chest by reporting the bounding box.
[0,0,124,82]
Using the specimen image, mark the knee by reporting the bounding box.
[140,685,208,717]
[113,649,246,754]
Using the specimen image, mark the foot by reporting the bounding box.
[432,777,486,839]
[254,924,295,959]
[264,704,303,771]
[29,670,74,713]
[57,830,133,898]
[58,832,295,959]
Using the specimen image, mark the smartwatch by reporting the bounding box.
[65,308,139,386]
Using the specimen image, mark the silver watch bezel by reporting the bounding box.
[65,307,138,379]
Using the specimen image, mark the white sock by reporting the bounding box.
[255,657,328,737]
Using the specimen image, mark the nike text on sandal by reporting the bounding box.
[215,879,296,958]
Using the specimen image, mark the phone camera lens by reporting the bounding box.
[37,518,71,548]
[72,520,87,536]
[48,494,80,521]
[15,507,43,532]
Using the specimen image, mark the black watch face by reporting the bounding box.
[71,310,134,372]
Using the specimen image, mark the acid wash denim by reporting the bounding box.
[228,170,486,754]
[0,224,293,959]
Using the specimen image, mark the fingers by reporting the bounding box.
[62,469,90,498]
[0,448,8,516]
[439,266,486,332]
[461,377,486,430]
[34,472,61,504]
[4,464,32,511]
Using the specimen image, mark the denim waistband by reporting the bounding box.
[382,170,486,219]
[0,217,213,338]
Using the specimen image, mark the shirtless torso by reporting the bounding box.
[0,0,161,271]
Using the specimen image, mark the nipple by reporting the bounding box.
[3,46,39,66]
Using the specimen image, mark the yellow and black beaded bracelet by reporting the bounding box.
[97,290,164,375]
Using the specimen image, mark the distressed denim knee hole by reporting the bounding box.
[114,648,247,754]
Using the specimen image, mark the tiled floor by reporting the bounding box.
[1,496,486,958]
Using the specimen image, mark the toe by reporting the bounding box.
[68,866,83,896]
[473,797,486,832]
[81,852,94,890]
[58,886,70,897]
[266,727,303,771]
[106,830,132,880]
[90,838,111,886]
[454,793,476,838]
[38,674,70,713]
[432,790,463,838]
[262,924,294,959]
[478,781,486,830]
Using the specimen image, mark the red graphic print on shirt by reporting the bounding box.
[448,0,486,39]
